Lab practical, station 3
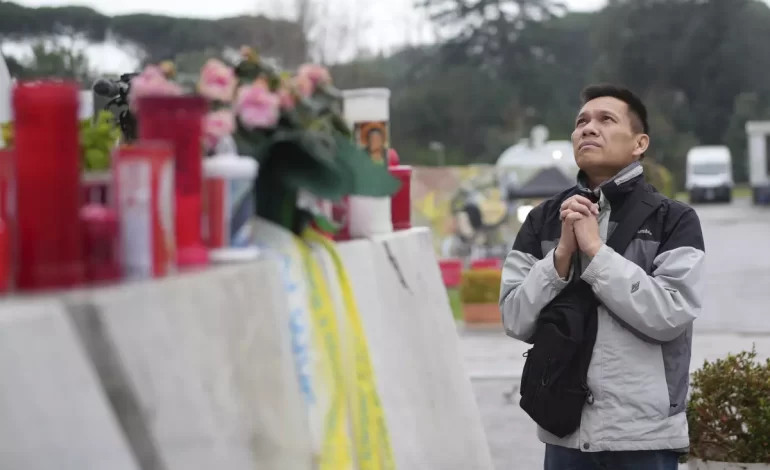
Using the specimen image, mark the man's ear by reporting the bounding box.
[632,134,650,158]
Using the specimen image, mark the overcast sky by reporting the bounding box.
[3,0,608,72]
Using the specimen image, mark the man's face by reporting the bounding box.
[571,96,648,176]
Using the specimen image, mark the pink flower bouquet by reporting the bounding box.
[102,46,399,233]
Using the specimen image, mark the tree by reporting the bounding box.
[287,0,370,65]
[0,2,308,67]
[8,39,94,83]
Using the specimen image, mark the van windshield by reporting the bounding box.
[692,163,728,175]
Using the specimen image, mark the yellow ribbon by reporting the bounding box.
[302,229,396,470]
[295,236,354,470]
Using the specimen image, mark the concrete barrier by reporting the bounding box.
[0,228,492,469]
[66,260,313,470]
[333,228,494,469]
[0,298,139,470]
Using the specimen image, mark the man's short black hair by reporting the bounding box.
[580,84,649,135]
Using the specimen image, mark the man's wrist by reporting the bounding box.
[554,245,571,259]
[584,242,603,258]
[553,246,573,279]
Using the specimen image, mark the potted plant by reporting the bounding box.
[686,347,770,469]
[460,268,502,324]
[104,48,400,235]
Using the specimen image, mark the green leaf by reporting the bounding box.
[260,135,350,201]
[313,213,339,234]
[333,132,401,197]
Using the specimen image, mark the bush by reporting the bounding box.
[687,347,770,463]
[642,158,675,198]
[460,268,501,304]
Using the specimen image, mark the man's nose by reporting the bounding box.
[582,120,599,136]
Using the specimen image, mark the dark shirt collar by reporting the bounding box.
[575,161,644,206]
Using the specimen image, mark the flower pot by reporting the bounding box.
[463,302,501,324]
[688,459,770,470]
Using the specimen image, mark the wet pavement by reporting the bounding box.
[459,198,770,470]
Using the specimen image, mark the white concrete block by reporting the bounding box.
[334,228,494,470]
[0,298,139,470]
[68,261,312,470]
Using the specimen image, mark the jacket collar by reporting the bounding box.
[575,161,644,205]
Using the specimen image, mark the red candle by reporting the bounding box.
[389,165,412,230]
[13,81,85,291]
[81,204,121,284]
[0,149,13,293]
[137,95,208,269]
[439,258,463,288]
[470,258,502,270]
[332,196,350,241]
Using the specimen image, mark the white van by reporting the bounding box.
[685,145,734,203]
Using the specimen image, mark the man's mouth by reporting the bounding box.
[579,141,600,150]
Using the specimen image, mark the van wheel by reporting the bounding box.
[689,191,699,204]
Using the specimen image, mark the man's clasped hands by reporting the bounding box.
[557,195,604,259]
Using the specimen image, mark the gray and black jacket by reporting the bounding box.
[499,162,705,452]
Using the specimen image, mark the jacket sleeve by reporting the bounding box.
[580,207,705,343]
[499,213,572,342]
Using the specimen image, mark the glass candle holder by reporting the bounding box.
[389,165,412,230]
[13,80,85,291]
[81,203,121,284]
[137,95,208,269]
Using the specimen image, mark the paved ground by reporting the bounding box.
[459,198,770,470]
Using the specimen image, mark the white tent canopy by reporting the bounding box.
[496,139,578,172]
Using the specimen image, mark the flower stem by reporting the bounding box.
[255,165,298,233]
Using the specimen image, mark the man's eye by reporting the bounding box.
[602,116,614,122]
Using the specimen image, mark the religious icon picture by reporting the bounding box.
[354,121,390,165]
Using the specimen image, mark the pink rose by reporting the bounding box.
[234,82,280,129]
[203,110,235,151]
[278,88,295,111]
[297,63,332,87]
[292,74,314,98]
[198,59,237,103]
[128,65,183,111]
[143,65,166,79]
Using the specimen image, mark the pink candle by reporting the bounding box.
[137,95,208,269]
[81,204,122,284]
[13,81,85,291]
[389,165,412,230]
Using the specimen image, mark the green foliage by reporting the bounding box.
[460,269,502,304]
[687,347,770,463]
[642,158,675,198]
[0,122,12,148]
[80,111,120,171]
